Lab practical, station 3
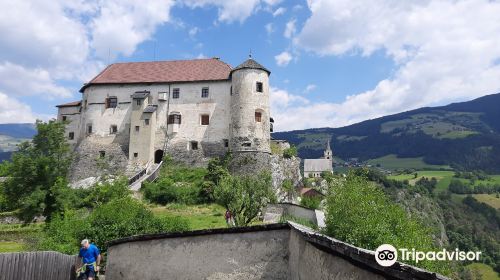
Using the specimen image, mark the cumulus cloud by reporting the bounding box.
[181,0,261,23]
[284,19,296,38]
[290,0,500,126]
[275,51,293,67]
[273,7,286,17]
[304,84,317,94]
[265,23,274,35]
[0,92,53,123]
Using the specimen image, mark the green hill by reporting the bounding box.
[273,93,500,173]
[0,123,36,162]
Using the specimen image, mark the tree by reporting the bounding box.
[83,176,131,207]
[213,172,276,226]
[325,171,450,275]
[3,120,73,222]
[283,146,298,158]
[281,179,295,202]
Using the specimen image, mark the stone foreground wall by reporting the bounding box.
[105,223,449,280]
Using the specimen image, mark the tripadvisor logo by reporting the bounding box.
[375,244,482,267]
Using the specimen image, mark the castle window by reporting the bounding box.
[224,139,229,148]
[255,111,262,122]
[168,114,181,124]
[172,88,180,99]
[191,141,198,150]
[136,99,142,106]
[135,126,140,132]
[201,87,209,98]
[110,125,118,134]
[158,92,168,101]
[68,132,74,140]
[256,82,263,93]
[62,116,67,121]
[134,152,138,158]
[201,114,210,125]
[230,86,232,96]
[242,142,251,147]
[87,125,92,134]
[99,151,105,158]
[106,97,118,109]
[145,119,150,126]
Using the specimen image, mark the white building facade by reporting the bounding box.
[57,58,272,181]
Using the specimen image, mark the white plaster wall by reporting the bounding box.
[230,69,271,153]
[57,106,81,145]
[128,97,156,166]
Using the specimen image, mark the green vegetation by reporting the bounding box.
[2,120,73,222]
[299,196,321,209]
[325,171,450,274]
[367,154,451,170]
[279,214,318,230]
[151,203,227,230]
[466,263,500,280]
[282,145,298,158]
[0,241,25,253]
[213,172,276,226]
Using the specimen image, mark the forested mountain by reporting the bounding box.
[273,93,500,172]
[0,123,36,162]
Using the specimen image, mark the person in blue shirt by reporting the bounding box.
[77,239,102,280]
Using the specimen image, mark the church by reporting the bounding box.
[303,140,334,178]
[56,57,272,181]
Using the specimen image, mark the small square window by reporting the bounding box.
[136,99,142,106]
[62,116,67,121]
[134,152,138,158]
[68,132,74,140]
[145,119,150,126]
[172,88,180,99]
[106,97,118,108]
[110,125,118,134]
[135,126,140,132]
[168,114,182,124]
[201,87,209,98]
[224,139,229,148]
[255,112,262,122]
[256,82,263,93]
[99,151,106,158]
[201,114,210,125]
[87,125,92,134]
[191,141,198,150]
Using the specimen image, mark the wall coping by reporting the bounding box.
[107,222,449,280]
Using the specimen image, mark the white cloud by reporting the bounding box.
[181,0,261,23]
[304,84,317,94]
[290,0,500,125]
[284,19,296,38]
[275,51,293,67]
[189,27,200,38]
[265,23,274,35]
[0,92,53,123]
[90,0,175,59]
[273,7,286,17]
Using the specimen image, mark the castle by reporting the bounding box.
[56,57,273,181]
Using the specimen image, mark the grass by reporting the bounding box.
[0,241,25,253]
[451,194,500,209]
[466,263,500,280]
[151,203,228,230]
[368,154,451,170]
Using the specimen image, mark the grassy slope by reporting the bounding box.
[467,263,500,280]
[151,203,227,230]
[368,154,451,170]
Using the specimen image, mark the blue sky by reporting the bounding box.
[1,0,500,131]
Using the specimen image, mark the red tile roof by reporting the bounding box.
[56,100,82,107]
[80,58,232,92]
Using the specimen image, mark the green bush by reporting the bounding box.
[143,178,202,205]
[283,146,298,158]
[300,196,322,209]
[325,171,450,275]
[37,197,189,254]
[83,176,131,207]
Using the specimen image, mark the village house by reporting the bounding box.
[56,57,273,181]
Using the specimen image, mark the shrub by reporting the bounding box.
[300,196,322,209]
[143,178,202,205]
[83,176,131,207]
[283,146,298,158]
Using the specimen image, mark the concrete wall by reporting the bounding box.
[105,223,449,280]
[106,227,290,280]
[263,203,318,225]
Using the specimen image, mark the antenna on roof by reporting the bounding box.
[249,49,252,59]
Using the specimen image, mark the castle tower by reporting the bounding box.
[229,57,271,153]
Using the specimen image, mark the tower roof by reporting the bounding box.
[231,58,270,75]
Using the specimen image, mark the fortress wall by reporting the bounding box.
[106,223,449,280]
[106,226,291,280]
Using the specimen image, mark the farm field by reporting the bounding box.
[452,194,500,210]
[367,154,451,170]
[466,263,500,280]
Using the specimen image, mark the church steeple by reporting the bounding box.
[324,139,333,160]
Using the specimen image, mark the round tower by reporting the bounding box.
[229,57,271,153]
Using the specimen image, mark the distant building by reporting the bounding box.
[303,140,333,178]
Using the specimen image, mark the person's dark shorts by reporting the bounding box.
[79,266,96,279]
